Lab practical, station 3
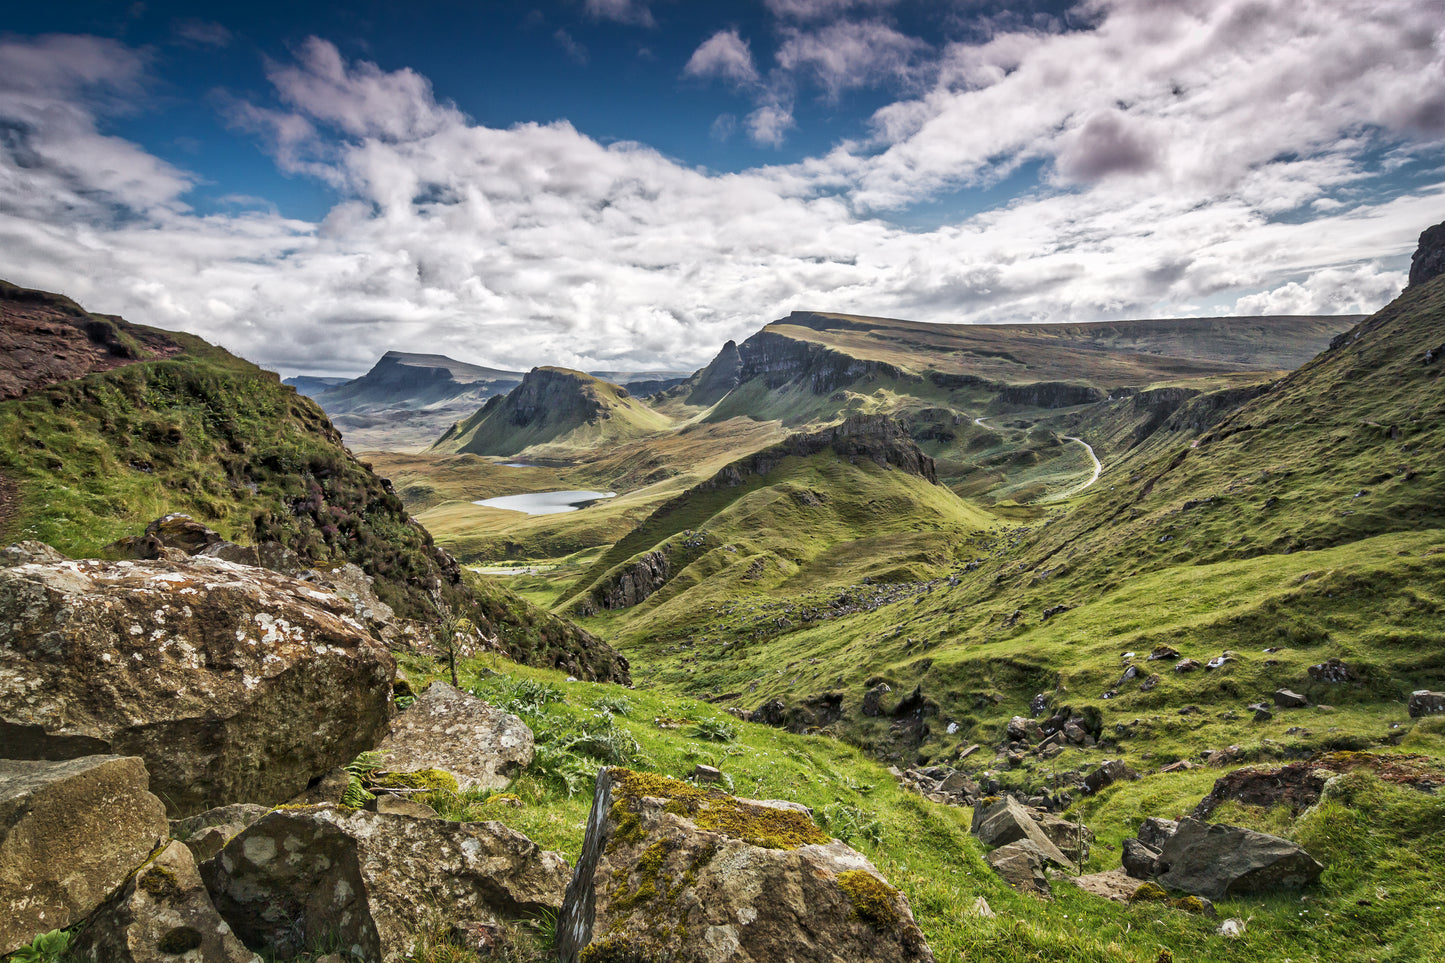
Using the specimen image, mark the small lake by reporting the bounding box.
[473,490,617,515]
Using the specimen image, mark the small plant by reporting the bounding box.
[591,693,634,717]
[819,802,884,847]
[9,929,71,963]
[691,718,738,743]
[435,614,476,688]
[342,750,383,808]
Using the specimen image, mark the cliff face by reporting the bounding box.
[735,331,913,394]
[503,367,611,429]
[1408,220,1445,288]
[995,381,1107,409]
[317,351,523,413]
[687,340,744,407]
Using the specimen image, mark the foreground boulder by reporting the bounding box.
[0,756,169,954]
[0,554,395,816]
[376,682,533,791]
[202,805,568,962]
[71,840,258,963]
[558,768,933,963]
[1155,817,1323,900]
[985,841,1051,898]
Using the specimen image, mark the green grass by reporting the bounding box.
[391,651,1445,963]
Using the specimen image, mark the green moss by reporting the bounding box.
[610,800,647,848]
[374,768,460,809]
[1169,896,1208,914]
[837,869,902,932]
[1129,882,1169,903]
[610,767,829,850]
[137,864,182,901]
[611,841,670,915]
[580,935,666,963]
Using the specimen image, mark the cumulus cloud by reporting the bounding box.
[775,19,927,99]
[0,11,1441,381]
[684,29,758,86]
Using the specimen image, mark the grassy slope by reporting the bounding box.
[0,289,627,681]
[397,651,1445,963]
[436,367,675,459]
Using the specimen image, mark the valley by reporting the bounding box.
[2,226,1444,963]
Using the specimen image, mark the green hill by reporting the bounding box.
[432,366,675,458]
[0,281,629,683]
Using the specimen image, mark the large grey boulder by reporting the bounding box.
[376,682,533,791]
[1155,817,1323,900]
[202,805,568,963]
[971,796,1077,873]
[558,767,934,963]
[70,841,258,963]
[0,554,395,816]
[0,756,169,954]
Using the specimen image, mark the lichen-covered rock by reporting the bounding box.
[0,756,169,954]
[202,805,568,963]
[1155,817,1323,900]
[376,682,532,792]
[0,555,395,816]
[1071,870,1147,903]
[70,840,259,963]
[558,767,934,963]
[170,804,269,864]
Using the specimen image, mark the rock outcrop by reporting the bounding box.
[1408,690,1445,717]
[971,796,1079,874]
[1408,219,1445,288]
[592,549,671,611]
[0,756,169,954]
[687,339,744,407]
[70,841,258,963]
[202,805,569,963]
[1154,818,1323,900]
[558,768,934,963]
[0,555,394,816]
[376,682,533,791]
[170,805,270,864]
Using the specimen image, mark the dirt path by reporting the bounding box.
[1048,435,1102,500]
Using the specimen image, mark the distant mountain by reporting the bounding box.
[589,369,691,397]
[283,375,349,398]
[318,351,525,413]
[431,366,674,457]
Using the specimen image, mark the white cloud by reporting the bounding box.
[747,104,797,147]
[584,0,656,28]
[775,19,927,99]
[0,10,1441,382]
[684,29,758,86]
[765,0,900,21]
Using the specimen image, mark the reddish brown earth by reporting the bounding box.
[0,281,182,400]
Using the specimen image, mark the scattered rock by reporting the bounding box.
[1249,703,1274,722]
[70,840,259,963]
[986,841,1051,898]
[970,896,995,918]
[1174,659,1202,673]
[557,767,934,963]
[1274,689,1309,709]
[1408,690,1445,717]
[1155,817,1323,900]
[1083,759,1138,794]
[0,755,169,955]
[285,767,351,807]
[693,764,723,784]
[170,804,269,864]
[1218,917,1247,938]
[1122,838,1161,878]
[376,682,532,792]
[0,555,395,817]
[1136,818,1178,853]
[0,540,67,568]
[971,797,1077,873]
[145,513,224,555]
[1308,658,1354,683]
[204,805,568,962]
[1006,715,1045,744]
[1147,645,1180,661]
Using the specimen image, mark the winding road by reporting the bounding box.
[971,414,1102,501]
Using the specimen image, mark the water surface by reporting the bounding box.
[473,490,617,515]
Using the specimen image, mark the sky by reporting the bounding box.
[0,1,1442,379]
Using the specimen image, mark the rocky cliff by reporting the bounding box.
[693,415,938,492]
[1408,219,1445,288]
